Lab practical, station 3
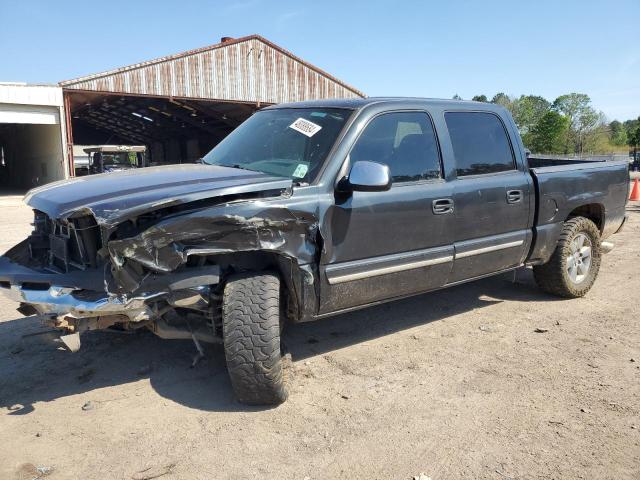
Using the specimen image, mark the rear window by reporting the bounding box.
[445,112,515,177]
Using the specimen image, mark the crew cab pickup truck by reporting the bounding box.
[0,98,629,405]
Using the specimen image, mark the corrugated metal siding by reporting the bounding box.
[61,37,364,103]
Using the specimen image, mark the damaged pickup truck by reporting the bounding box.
[0,98,630,405]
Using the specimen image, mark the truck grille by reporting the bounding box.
[30,210,102,272]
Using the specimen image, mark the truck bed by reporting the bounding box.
[526,158,629,264]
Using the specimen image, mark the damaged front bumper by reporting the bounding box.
[0,254,221,323]
[2,284,161,322]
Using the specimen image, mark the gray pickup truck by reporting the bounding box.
[0,98,629,404]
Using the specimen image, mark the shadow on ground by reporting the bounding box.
[0,268,557,413]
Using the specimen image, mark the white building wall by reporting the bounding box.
[0,83,64,106]
[0,83,69,185]
[0,103,60,124]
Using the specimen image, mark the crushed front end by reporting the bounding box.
[0,164,320,352]
[0,208,222,351]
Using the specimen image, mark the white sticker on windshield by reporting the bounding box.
[292,163,309,178]
[289,118,322,137]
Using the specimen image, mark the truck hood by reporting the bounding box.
[25,164,293,226]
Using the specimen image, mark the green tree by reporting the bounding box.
[526,111,569,154]
[512,95,551,135]
[624,118,638,135]
[627,117,640,156]
[472,95,488,102]
[609,120,628,146]
[552,93,599,154]
[625,118,639,144]
[583,119,612,153]
[491,92,513,109]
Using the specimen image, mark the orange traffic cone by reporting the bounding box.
[630,179,640,201]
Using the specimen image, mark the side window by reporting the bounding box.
[350,112,441,183]
[444,112,515,177]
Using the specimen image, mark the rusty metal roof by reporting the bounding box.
[60,35,365,104]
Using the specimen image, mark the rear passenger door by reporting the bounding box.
[320,111,455,314]
[445,111,532,283]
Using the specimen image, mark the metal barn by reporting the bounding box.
[60,35,365,174]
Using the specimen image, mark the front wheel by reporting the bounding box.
[533,216,602,298]
[222,272,289,405]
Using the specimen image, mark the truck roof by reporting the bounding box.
[266,97,507,113]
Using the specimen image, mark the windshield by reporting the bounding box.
[202,108,352,182]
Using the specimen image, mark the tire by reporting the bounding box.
[222,272,289,405]
[533,216,602,298]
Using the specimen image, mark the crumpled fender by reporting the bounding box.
[107,200,320,287]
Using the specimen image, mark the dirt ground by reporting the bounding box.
[0,194,638,480]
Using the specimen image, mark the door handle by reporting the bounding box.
[432,198,454,215]
[506,190,523,204]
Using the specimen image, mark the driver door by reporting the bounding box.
[319,111,456,314]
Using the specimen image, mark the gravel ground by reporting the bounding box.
[0,195,638,480]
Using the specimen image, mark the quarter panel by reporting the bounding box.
[531,161,629,235]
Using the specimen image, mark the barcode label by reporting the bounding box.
[289,118,322,137]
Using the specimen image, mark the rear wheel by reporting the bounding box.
[222,272,289,405]
[533,216,601,298]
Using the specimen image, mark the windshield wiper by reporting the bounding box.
[217,163,256,172]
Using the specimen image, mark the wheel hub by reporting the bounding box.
[567,233,592,284]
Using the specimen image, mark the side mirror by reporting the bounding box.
[339,161,392,193]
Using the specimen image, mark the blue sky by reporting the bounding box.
[1,0,638,121]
